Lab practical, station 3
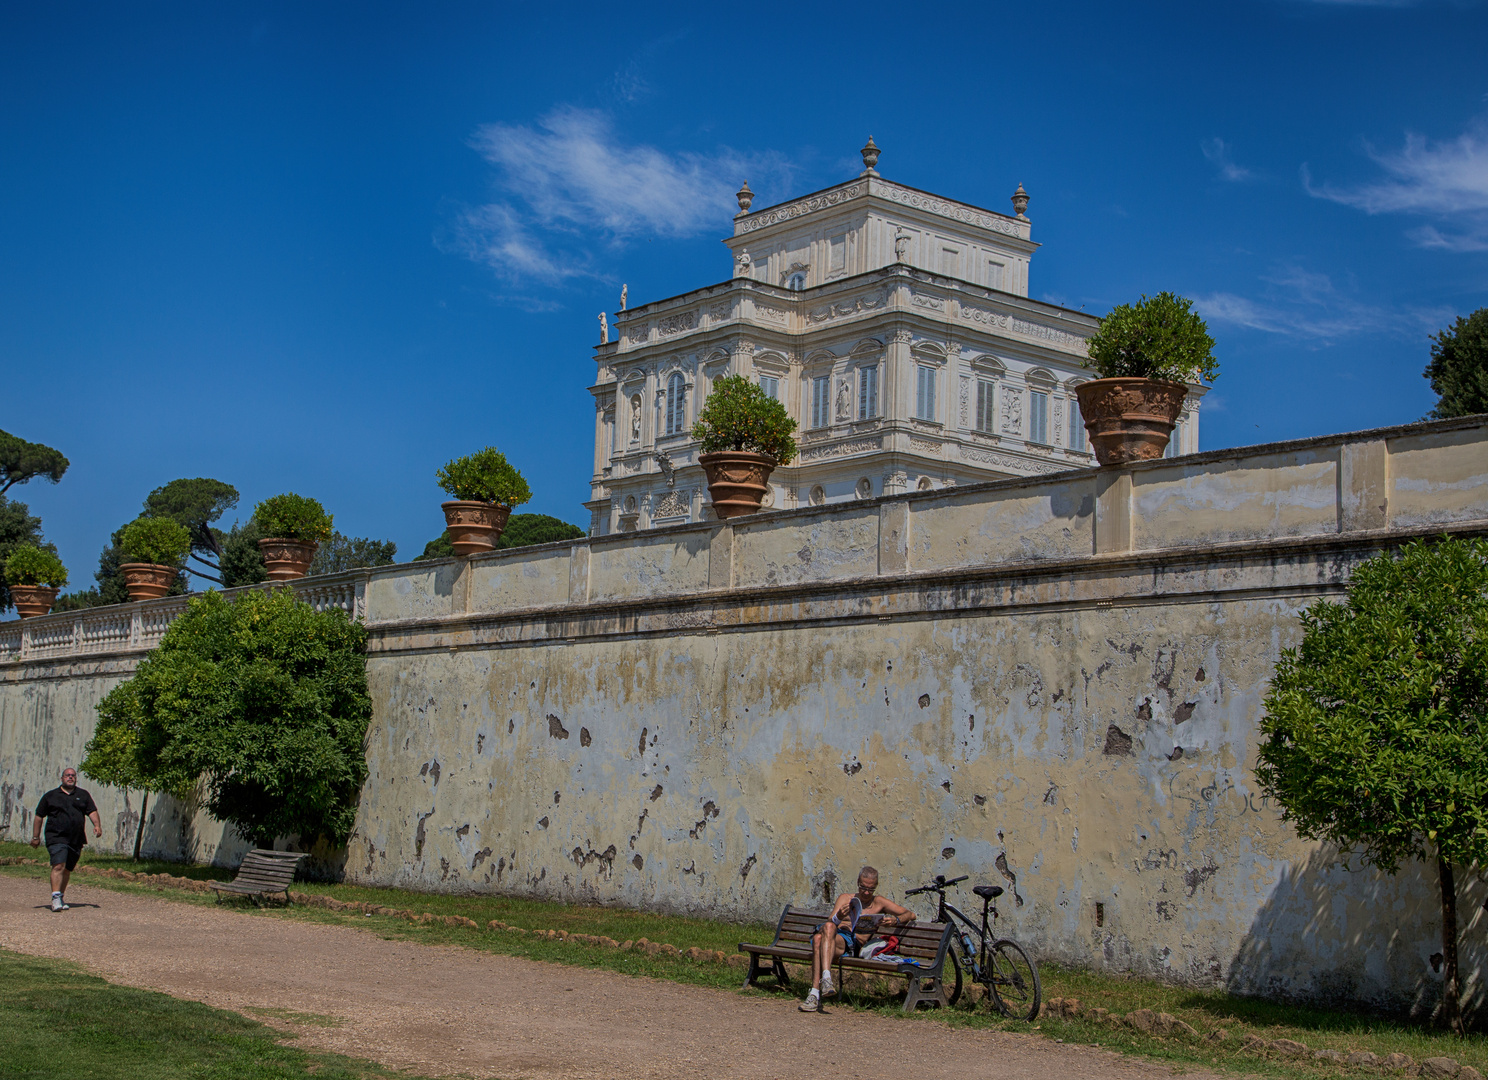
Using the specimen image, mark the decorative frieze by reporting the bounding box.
[658,311,697,337]
[753,302,790,325]
[909,437,943,453]
[653,489,691,519]
[959,445,1067,474]
[801,438,881,461]
[806,290,887,324]
[736,183,867,233]
[876,183,1025,237]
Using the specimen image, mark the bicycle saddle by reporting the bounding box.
[973,885,1004,900]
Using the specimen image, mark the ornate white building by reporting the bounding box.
[585,141,1203,535]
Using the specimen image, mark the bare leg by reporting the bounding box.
[50,863,67,894]
[810,931,826,989]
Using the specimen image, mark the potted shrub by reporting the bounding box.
[254,494,334,580]
[692,374,799,519]
[1075,292,1218,465]
[435,447,532,556]
[119,517,191,600]
[4,545,68,617]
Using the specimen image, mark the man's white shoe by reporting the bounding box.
[50,895,63,912]
[799,989,820,1012]
[58,899,70,910]
[820,971,835,998]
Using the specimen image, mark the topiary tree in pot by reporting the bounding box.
[3,544,68,617]
[253,494,334,581]
[1076,292,1218,465]
[435,447,532,555]
[692,374,798,519]
[119,517,191,601]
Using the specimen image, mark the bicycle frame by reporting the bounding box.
[924,887,997,981]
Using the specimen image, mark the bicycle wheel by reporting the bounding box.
[986,938,1040,1020]
[943,934,966,1006]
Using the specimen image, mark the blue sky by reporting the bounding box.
[3,1,1486,593]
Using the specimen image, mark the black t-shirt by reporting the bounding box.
[35,786,98,848]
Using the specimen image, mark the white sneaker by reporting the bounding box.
[58,898,70,910]
[820,971,835,998]
[50,894,63,912]
[799,989,820,1012]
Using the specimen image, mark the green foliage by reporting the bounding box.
[1257,536,1488,873]
[0,495,51,613]
[254,493,334,544]
[308,533,397,575]
[497,513,584,549]
[1424,307,1488,420]
[435,447,532,506]
[0,429,68,496]
[92,525,185,604]
[415,532,455,561]
[1085,292,1219,384]
[83,589,371,847]
[219,518,268,588]
[120,517,192,566]
[52,588,107,612]
[4,544,67,588]
[144,478,239,562]
[691,374,799,464]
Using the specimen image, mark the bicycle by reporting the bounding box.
[904,873,1041,1020]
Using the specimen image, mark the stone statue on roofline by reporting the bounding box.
[621,284,627,311]
[598,311,608,344]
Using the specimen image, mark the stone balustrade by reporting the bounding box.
[0,571,366,664]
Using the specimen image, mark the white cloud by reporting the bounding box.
[455,108,789,288]
[1304,118,1488,251]
[1194,264,1454,343]
[1201,138,1252,182]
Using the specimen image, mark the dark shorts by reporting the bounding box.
[814,922,858,958]
[47,841,80,871]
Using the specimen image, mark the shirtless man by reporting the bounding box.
[800,866,914,1012]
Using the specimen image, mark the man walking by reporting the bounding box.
[30,767,101,911]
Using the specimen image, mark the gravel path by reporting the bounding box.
[0,875,1213,1080]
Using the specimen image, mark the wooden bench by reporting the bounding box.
[208,849,307,904]
[739,906,957,1012]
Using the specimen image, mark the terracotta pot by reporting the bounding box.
[257,538,318,581]
[1074,378,1188,466]
[119,563,178,601]
[441,501,511,556]
[9,584,60,619]
[699,451,776,520]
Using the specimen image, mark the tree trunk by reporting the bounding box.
[1438,854,1465,1035]
[132,790,148,861]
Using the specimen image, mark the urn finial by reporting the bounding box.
[736,181,754,217]
[860,136,881,176]
[1011,182,1030,219]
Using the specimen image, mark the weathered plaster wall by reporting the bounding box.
[3,415,1487,1017]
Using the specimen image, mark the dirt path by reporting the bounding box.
[0,875,1211,1080]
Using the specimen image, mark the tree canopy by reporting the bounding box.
[308,533,397,576]
[144,478,239,572]
[82,588,371,849]
[0,430,68,496]
[1257,536,1488,1032]
[1425,307,1488,420]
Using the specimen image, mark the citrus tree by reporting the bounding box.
[1257,536,1488,1034]
[83,588,371,850]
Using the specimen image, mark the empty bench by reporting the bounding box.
[209,849,307,904]
[739,906,957,1012]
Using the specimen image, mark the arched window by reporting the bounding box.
[665,373,686,435]
[785,270,807,291]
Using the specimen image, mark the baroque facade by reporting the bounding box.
[585,142,1204,534]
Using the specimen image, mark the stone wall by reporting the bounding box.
[3,415,1487,1016]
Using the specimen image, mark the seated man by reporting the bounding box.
[800,865,914,1012]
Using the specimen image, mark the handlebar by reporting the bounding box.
[905,874,968,896]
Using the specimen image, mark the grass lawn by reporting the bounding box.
[5,839,1488,1078]
[0,948,448,1080]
